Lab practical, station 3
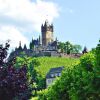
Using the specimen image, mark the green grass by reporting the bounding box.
[30,97,38,100]
[35,57,79,77]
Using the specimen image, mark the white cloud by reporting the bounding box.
[0,0,60,48]
[0,25,29,48]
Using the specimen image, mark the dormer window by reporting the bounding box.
[55,73,58,77]
[58,73,61,76]
[51,74,54,77]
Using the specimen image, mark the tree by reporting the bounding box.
[64,41,73,54]
[57,42,65,53]
[57,41,82,54]
[0,41,33,100]
[39,40,100,100]
[95,39,100,67]
[72,45,82,53]
[15,56,46,90]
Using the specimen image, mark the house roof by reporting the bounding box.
[46,66,64,78]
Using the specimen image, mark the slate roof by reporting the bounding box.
[46,66,64,78]
[50,41,57,46]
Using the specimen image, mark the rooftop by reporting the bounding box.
[46,66,64,78]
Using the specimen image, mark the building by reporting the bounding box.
[8,20,58,60]
[41,20,54,46]
[46,67,64,87]
[8,20,83,60]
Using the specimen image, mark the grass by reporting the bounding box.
[35,57,79,77]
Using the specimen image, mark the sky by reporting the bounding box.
[0,0,100,51]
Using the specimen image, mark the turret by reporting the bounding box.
[23,44,27,50]
[82,46,88,54]
[41,20,54,46]
[18,41,22,50]
[30,38,34,50]
[38,35,41,45]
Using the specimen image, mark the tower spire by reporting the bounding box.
[24,44,27,50]
[18,41,22,50]
[19,41,21,47]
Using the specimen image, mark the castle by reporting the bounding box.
[9,20,59,60]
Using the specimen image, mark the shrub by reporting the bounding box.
[0,42,33,100]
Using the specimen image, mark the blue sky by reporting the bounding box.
[0,0,100,50]
[51,0,100,50]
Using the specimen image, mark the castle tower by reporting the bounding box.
[41,20,54,46]
[38,35,42,45]
[18,41,22,50]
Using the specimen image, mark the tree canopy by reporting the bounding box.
[0,42,33,100]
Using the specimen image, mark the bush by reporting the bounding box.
[0,42,33,100]
[40,40,100,100]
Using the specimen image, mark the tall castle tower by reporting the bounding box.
[41,20,54,46]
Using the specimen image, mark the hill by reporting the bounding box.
[35,57,79,77]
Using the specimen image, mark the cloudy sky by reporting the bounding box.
[0,0,100,51]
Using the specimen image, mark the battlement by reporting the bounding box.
[41,20,53,32]
[41,20,54,46]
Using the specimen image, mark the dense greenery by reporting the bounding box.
[58,41,82,54]
[2,39,99,100]
[0,42,33,100]
[37,40,100,100]
[15,56,78,90]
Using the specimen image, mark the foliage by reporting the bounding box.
[38,39,100,100]
[15,56,39,82]
[0,42,33,100]
[95,39,100,67]
[57,42,65,53]
[72,45,82,54]
[15,56,41,94]
[58,41,82,54]
[80,52,96,71]
[37,89,48,100]
[15,56,78,90]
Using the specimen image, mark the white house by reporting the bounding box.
[46,67,64,87]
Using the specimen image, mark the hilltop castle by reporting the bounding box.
[9,20,59,60]
[29,20,58,50]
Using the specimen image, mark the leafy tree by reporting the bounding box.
[95,39,100,67]
[39,40,100,100]
[57,42,65,53]
[64,41,73,54]
[80,52,96,71]
[57,41,82,54]
[72,45,82,53]
[15,56,46,90]
[0,41,33,100]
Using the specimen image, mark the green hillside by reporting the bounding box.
[35,57,79,77]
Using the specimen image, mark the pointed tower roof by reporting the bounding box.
[38,35,42,45]
[23,44,27,50]
[18,41,22,50]
[44,19,49,26]
[82,46,88,54]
